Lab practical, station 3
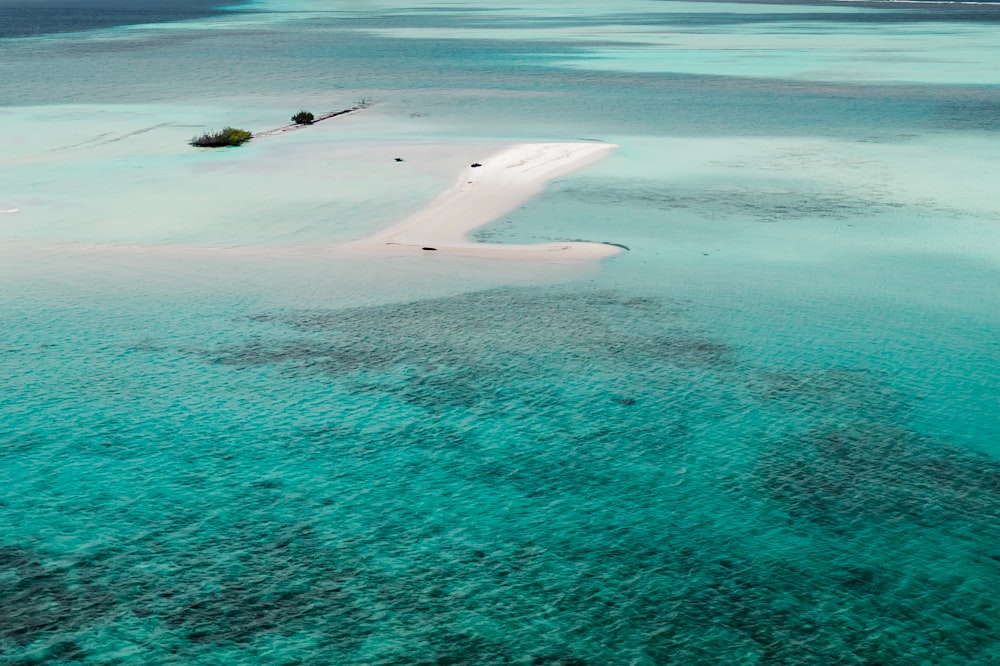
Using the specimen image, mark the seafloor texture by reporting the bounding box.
[2,0,999,663]
[3,284,998,664]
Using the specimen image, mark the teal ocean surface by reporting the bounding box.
[1,1,999,663]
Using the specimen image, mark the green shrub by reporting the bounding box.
[190,127,253,148]
[292,111,315,125]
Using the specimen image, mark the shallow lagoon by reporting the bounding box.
[1,0,999,663]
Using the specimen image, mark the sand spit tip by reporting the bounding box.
[347,142,625,261]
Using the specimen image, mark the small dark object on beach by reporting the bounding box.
[394,157,405,162]
[422,247,438,251]
[292,110,315,125]
[471,162,483,168]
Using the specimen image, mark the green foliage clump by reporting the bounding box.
[291,111,315,125]
[189,127,253,148]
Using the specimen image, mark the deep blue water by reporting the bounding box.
[2,0,998,43]
[0,1,236,38]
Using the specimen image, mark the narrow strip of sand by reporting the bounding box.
[346,142,622,261]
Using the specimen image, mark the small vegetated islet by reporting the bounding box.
[190,127,253,148]
[292,111,315,125]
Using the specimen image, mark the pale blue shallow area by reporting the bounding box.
[1,1,999,664]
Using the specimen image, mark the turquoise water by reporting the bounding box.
[2,1,999,663]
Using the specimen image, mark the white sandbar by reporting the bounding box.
[346,142,622,261]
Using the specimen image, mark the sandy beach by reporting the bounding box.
[346,142,623,261]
